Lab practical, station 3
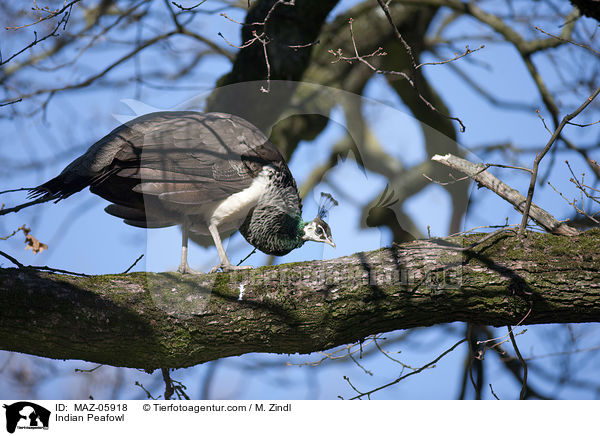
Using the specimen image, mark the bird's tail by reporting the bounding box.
[27,174,72,201]
[0,173,85,216]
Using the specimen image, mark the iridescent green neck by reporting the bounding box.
[239,210,306,256]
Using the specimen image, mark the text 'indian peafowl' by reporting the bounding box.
[24,111,335,273]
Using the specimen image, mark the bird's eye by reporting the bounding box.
[316,226,324,236]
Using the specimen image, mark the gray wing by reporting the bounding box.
[32,111,286,224]
[110,112,282,199]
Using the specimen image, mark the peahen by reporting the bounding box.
[24,111,336,273]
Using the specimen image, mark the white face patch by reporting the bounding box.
[302,221,316,240]
[302,220,335,247]
[303,222,327,241]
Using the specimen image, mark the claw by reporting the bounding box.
[209,263,253,274]
[177,262,202,274]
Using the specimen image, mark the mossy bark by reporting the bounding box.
[1,230,599,369]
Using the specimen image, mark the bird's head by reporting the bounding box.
[302,217,335,248]
[301,192,337,248]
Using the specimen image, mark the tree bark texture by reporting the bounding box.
[1,230,599,369]
[206,0,340,131]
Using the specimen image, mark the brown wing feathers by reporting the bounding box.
[28,112,285,228]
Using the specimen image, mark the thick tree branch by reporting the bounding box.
[206,0,340,129]
[1,230,599,370]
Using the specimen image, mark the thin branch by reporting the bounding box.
[0,98,22,107]
[161,368,189,400]
[333,18,468,132]
[26,265,90,276]
[4,0,79,30]
[519,85,600,234]
[567,119,600,128]
[0,30,179,106]
[0,224,30,241]
[431,227,518,252]
[161,368,174,400]
[74,363,103,373]
[1,11,71,67]
[135,381,159,400]
[375,0,417,68]
[489,384,500,400]
[442,58,537,113]
[123,254,144,274]
[477,304,533,347]
[0,250,24,268]
[415,44,485,68]
[236,248,257,267]
[534,25,600,57]
[0,196,59,216]
[171,0,207,11]
[508,325,528,400]
[431,153,579,236]
[347,338,467,399]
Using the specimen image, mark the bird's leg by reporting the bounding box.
[177,217,201,274]
[208,222,252,273]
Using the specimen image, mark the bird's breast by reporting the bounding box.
[207,166,274,231]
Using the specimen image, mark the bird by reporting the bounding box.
[24,111,336,273]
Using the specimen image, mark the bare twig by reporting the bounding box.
[431,153,579,236]
[433,227,518,252]
[489,384,500,400]
[236,248,257,267]
[534,25,600,56]
[217,1,308,94]
[347,338,467,400]
[333,18,468,132]
[375,0,417,67]
[508,325,528,400]
[74,364,103,373]
[4,0,79,30]
[26,265,90,276]
[0,250,25,268]
[135,381,159,400]
[0,196,59,216]
[0,225,27,241]
[0,98,22,107]
[161,368,174,400]
[123,254,144,274]
[171,0,207,11]
[0,30,179,107]
[548,161,600,224]
[519,85,600,235]
[1,11,71,67]
[415,45,485,68]
[161,368,189,400]
[477,304,533,347]
[567,119,600,128]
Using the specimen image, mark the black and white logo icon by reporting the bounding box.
[3,402,50,434]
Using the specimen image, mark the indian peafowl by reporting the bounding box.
[25,111,335,273]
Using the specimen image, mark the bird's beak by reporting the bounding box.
[325,238,336,248]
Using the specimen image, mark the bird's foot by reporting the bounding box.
[177,262,203,275]
[209,263,253,274]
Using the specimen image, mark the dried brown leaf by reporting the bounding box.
[21,226,48,254]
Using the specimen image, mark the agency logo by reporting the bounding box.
[3,402,50,434]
